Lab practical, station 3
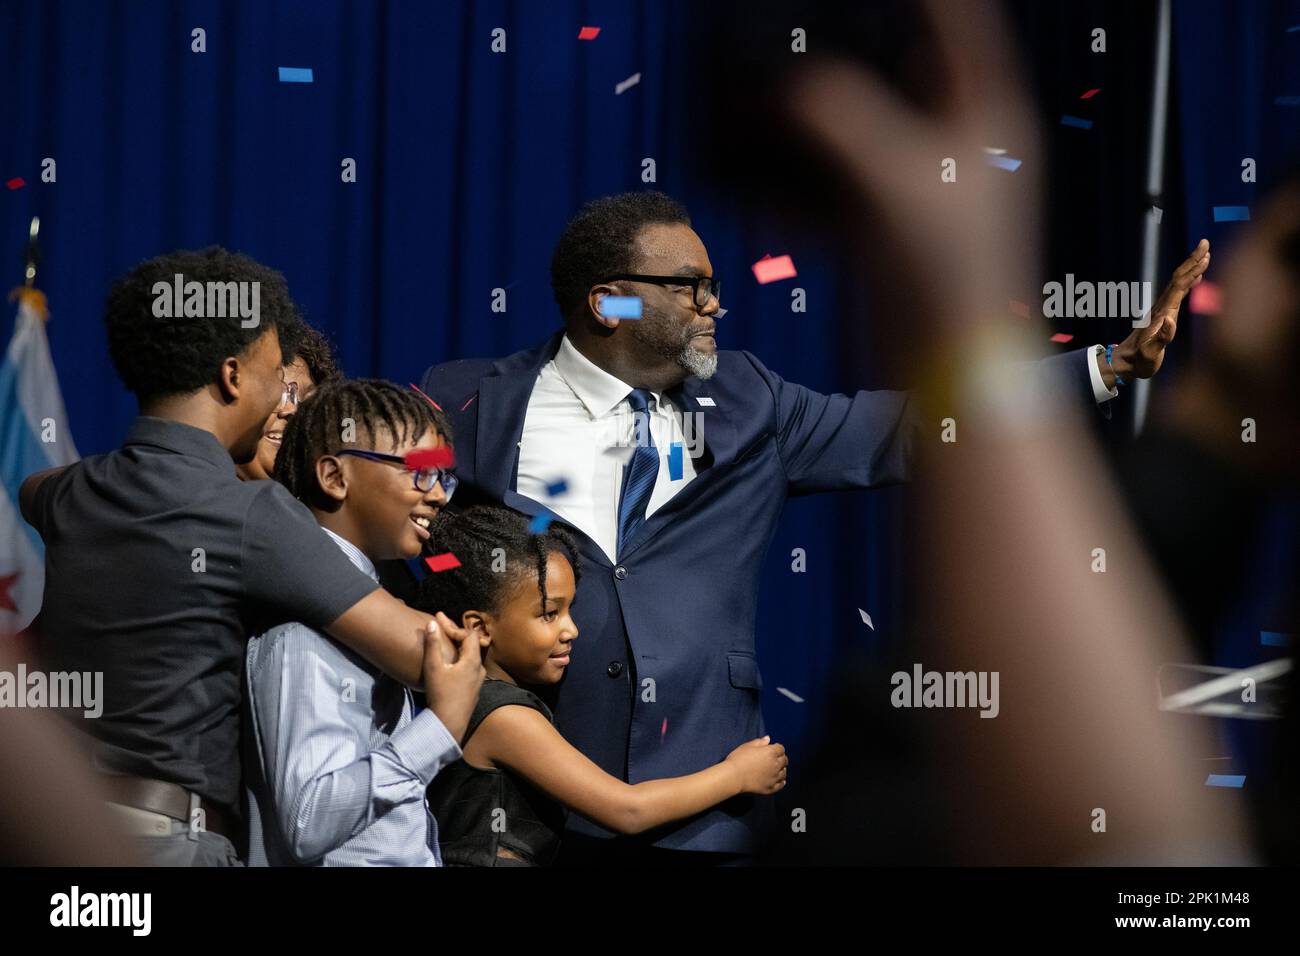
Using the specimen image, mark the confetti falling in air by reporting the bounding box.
[528,511,556,534]
[1080,88,1101,99]
[578,26,600,40]
[1260,631,1292,647]
[601,295,642,319]
[1150,206,1164,224]
[406,447,455,470]
[408,383,442,412]
[1049,332,1074,343]
[425,552,461,573]
[982,146,1007,155]
[545,478,568,497]
[278,67,314,83]
[1060,115,1093,130]
[660,717,668,742]
[986,155,1022,172]
[776,687,804,703]
[714,307,728,318]
[615,72,641,95]
[696,396,716,407]
[5,178,25,190]
[668,443,684,481]
[1205,774,1246,788]
[1212,205,1250,222]
[752,254,797,285]
[1189,279,1222,315]
[460,394,476,411]
[858,608,874,630]
[1010,300,1032,318]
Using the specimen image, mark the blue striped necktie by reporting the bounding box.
[616,388,659,557]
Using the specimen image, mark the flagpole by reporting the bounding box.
[10,217,47,324]
[24,216,39,288]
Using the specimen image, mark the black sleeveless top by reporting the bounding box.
[428,679,568,867]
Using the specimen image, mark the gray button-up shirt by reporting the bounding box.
[245,528,461,866]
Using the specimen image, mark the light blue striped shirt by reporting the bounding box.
[245,528,461,866]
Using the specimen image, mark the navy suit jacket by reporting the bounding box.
[413,330,1108,854]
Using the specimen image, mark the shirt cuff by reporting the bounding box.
[389,708,463,787]
[1088,344,1120,403]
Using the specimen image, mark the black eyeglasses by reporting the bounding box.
[332,449,458,498]
[599,273,721,311]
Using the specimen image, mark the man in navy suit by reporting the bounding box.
[404,191,1196,864]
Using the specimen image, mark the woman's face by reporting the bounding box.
[236,358,314,481]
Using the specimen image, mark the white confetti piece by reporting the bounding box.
[982,146,1007,155]
[696,396,716,407]
[715,307,728,317]
[776,687,804,703]
[615,72,641,95]
[1149,206,1163,224]
[858,608,874,630]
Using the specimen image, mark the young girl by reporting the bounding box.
[418,505,788,867]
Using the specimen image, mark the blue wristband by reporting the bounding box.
[1105,344,1128,386]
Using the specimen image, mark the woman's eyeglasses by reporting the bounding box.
[332,449,458,498]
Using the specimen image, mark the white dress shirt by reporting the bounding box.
[517,335,698,563]
[517,336,1117,562]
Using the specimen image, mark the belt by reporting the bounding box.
[101,774,234,841]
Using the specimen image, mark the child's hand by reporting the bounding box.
[724,736,788,794]
[422,618,484,744]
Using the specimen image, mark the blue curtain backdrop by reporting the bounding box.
[7,0,1297,769]
[0,0,904,759]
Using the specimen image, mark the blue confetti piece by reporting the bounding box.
[1261,631,1292,647]
[1205,774,1246,788]
[545,478,568,497]
[600,296,642,319]
[1060,115,1093,130]
[668,442,683,480]
[1275,95,1300,106]
[528,511,555,534]
[278,67,314,83]
[985,155,1023,172]
[1213,205,1250,222]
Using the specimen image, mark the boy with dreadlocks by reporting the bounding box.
[420,505,789,866]
[244,378,480,866]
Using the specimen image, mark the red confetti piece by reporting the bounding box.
[6,177,25,190]
[425,552,461,573]
[1010,300,1031,318]
[406,447,455,470]
[578,26,600,40]
[1049,332,1074,343]
[1189,279,1222,315]
[1080,88,1101,99]
[752,254,797,284]
[660,717,668,742]
[408,383,443,412]
[460,394,476,411]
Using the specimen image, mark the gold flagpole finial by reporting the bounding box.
[10,217,48,321]
[24,216,40,288]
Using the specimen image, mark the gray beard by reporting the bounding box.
[678,345,718,380]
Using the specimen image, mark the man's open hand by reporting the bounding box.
[1110,239,1210,382]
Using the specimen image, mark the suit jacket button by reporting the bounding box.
[613,565,628,580]
[607,662,623,678]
